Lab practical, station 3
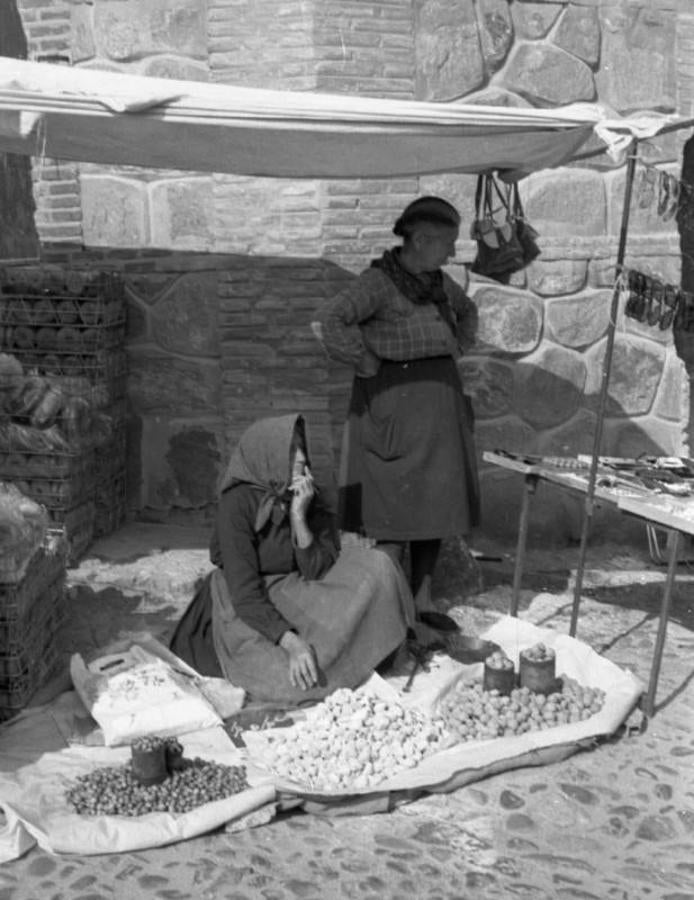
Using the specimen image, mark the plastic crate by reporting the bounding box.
[0,534,67,622]
[47,501,95,564]
[4,348,127,386]
[2,322,126,354]
[0,576,64,662]
[0,449,95,479]
[0,638,62,720]
[0,266,124,301]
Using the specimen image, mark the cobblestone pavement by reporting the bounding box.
[0,525,693,900]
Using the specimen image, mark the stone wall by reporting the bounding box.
[11,0,694,542]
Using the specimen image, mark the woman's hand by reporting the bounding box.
[289,465,315,520]
[279,630,318,690]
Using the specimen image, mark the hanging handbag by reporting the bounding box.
[470,174,538,281]
[511,182,541,267]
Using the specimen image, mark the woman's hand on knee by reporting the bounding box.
[279,630,318,690]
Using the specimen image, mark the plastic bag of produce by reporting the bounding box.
[70,643,224,746]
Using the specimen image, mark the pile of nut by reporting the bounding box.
[65,756,249,817]
[439,676,606,743]
[520,641,555,663]
[265,687,448,791]
[485,650,515,671]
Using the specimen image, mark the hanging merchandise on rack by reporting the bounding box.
[623,267,694,332]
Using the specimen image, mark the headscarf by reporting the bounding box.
[217,413,309,532]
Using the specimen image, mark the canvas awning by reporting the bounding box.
[0,58,684,179]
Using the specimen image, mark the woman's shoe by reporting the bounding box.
[416,610,459,632]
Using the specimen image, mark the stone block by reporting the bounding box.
[139,417,224,511]
[583,336,665,417]
[150,272,221,357]
[536,407,598,458]
[150,178,215,251]
[595,5,676,113]
[511,1,563,40]
[143,56,210,81]
[603,417,687,458]
[475,0,513,73]
[414,0,484,100]
[527,259,588,297]
[502,43,595,105]
[475,415,538,458]
[516,345,586,429]
[459,357,515,420]
[94,0,207,62]
[81,175,148,248]
[546,290,612,348]
[472,285,543,355]
[553,4,600,66]
[71,3,95,63]
[128,350,221,415]
[462,86,532,107]
[522,169,606,238]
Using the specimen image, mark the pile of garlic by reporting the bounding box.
[265,687,449,791]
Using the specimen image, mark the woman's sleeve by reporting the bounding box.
[294,500,340,581]
[447,280,478,353]
[216,488,293,644]
[315,271,383,376]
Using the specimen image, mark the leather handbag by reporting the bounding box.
[470,173,539,281]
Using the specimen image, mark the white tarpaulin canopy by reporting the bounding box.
[0,58,683,179]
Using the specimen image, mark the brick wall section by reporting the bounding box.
[16,0,82,245]
[313,1,415,98]
[208,0,317,89]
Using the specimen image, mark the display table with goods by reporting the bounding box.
[0,616,641,861]
[483,450,694,717]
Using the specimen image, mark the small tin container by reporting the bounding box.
[131,737,168,786]
[482,650,516,696]
[519,647,556,695]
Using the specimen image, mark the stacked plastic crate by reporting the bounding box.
[0,530,67,722]
[0,267,127,561]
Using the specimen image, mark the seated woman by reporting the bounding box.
[169,413,414,705]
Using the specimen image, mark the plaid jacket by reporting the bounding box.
[317,267,478,376]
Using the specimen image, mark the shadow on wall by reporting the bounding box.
[11,244,681,555]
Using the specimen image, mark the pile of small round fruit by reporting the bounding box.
[439,676,606,743]
[65,756,249,817]
[264,687,448,791]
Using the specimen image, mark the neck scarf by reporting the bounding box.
[371,248,457,335]
[217,414,308,532]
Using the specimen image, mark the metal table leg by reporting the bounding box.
[510,474,538,617]
[642,528,682,718]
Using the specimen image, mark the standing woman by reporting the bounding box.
[315,196,480,618]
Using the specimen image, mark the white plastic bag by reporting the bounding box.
[70,643,223,746]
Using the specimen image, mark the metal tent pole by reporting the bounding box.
[569,141,638,637]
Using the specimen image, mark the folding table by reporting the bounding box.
[483,450,694,717]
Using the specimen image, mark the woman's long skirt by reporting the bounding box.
[339,356,480,541]
[171,546,414,706]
